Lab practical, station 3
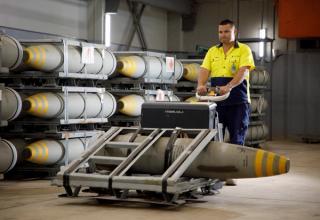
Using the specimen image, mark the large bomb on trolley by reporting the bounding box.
[100,133,290,180]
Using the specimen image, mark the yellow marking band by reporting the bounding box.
[24,48,34,65]
[33,47,41,69]
[266,152,275,176]
[120,57,137,77]
[35,142,43,163]
[34,95,43,115]
[183,64,199,81]
[119,96,142,116]
[255,149,265,177]
[38,141,49,162]
[26,96,36,113]
[279,156,287,174]
[39,94,49,114]
[27,143,38,161]
[38,46,46,68]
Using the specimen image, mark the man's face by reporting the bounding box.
[218,24,236,44]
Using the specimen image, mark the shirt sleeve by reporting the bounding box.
[201,49,212,71]
[239,45,255,71]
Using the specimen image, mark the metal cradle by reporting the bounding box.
[52,126,219,205]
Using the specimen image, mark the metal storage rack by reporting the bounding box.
[105,51,181,126]
[246,66,270,147]
[0,35,118,177]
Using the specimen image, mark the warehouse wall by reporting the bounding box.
[168,0,276,57]
[111,0,168,51]
[0,0,168,51]
[0,0,88,39]
[272,53,320,139]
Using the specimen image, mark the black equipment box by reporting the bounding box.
[141,102,216,129]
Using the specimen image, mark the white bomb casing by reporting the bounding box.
[1,87,22,121]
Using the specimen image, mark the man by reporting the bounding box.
[197,19,255,185]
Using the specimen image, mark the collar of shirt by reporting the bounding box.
[217,40,240,48]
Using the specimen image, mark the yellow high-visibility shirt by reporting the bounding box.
[201,41,255,104]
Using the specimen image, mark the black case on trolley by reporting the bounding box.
[141,102,216,129]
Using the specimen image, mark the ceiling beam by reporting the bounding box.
[130,0,192,14]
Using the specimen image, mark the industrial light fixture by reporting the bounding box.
[104,0,120,47]
[259,28,266,58]
[104,13,111,47]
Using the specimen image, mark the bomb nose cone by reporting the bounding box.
[117,100,124,111]
[22,50,30,63]
[22,100,32,111]
[183,68,188,75]
[22,148,32,160]
[253,149,290,177]
[116,61,124,70]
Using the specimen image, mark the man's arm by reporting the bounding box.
[219,66,250,95]
[197,67,210,95]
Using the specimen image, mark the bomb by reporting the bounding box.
[1,87,22,121]
[117,94,180,117]
[23,44,116,76]
[250,69,269,86]
[0,139,26,173]
[100,133,289,180]
[246,124,269,141]
[23,138,86,165]
[183,63,200,82]
[0,34,24,71]
[23,91,117,119]
[116,55,183,80]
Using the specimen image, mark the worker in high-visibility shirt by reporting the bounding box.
[197,19,255,185]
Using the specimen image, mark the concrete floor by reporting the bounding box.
[0,140,320,220]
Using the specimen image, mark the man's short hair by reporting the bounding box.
[219,19,235,28]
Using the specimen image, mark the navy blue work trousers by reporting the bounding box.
[216,103,250,145]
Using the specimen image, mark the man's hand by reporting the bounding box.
[218,85,232,95]
[197,85,208,96]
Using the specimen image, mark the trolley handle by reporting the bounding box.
[196,90,230,102]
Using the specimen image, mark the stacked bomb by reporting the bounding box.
[246,124,269,141]
[250,96,268,113]
[23,138,87,165]
[0,86,22,122]
[117,94,180,117]
[0,34,117,77]
[250,69,270,86]
[0,137,93,173]
[221,124,269,143]
[116,55,183,80]
[0,35,24,71]
[22,91,117,119]
[23,44,117,76]
[0,139,26,173]
[182,63,200,82]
